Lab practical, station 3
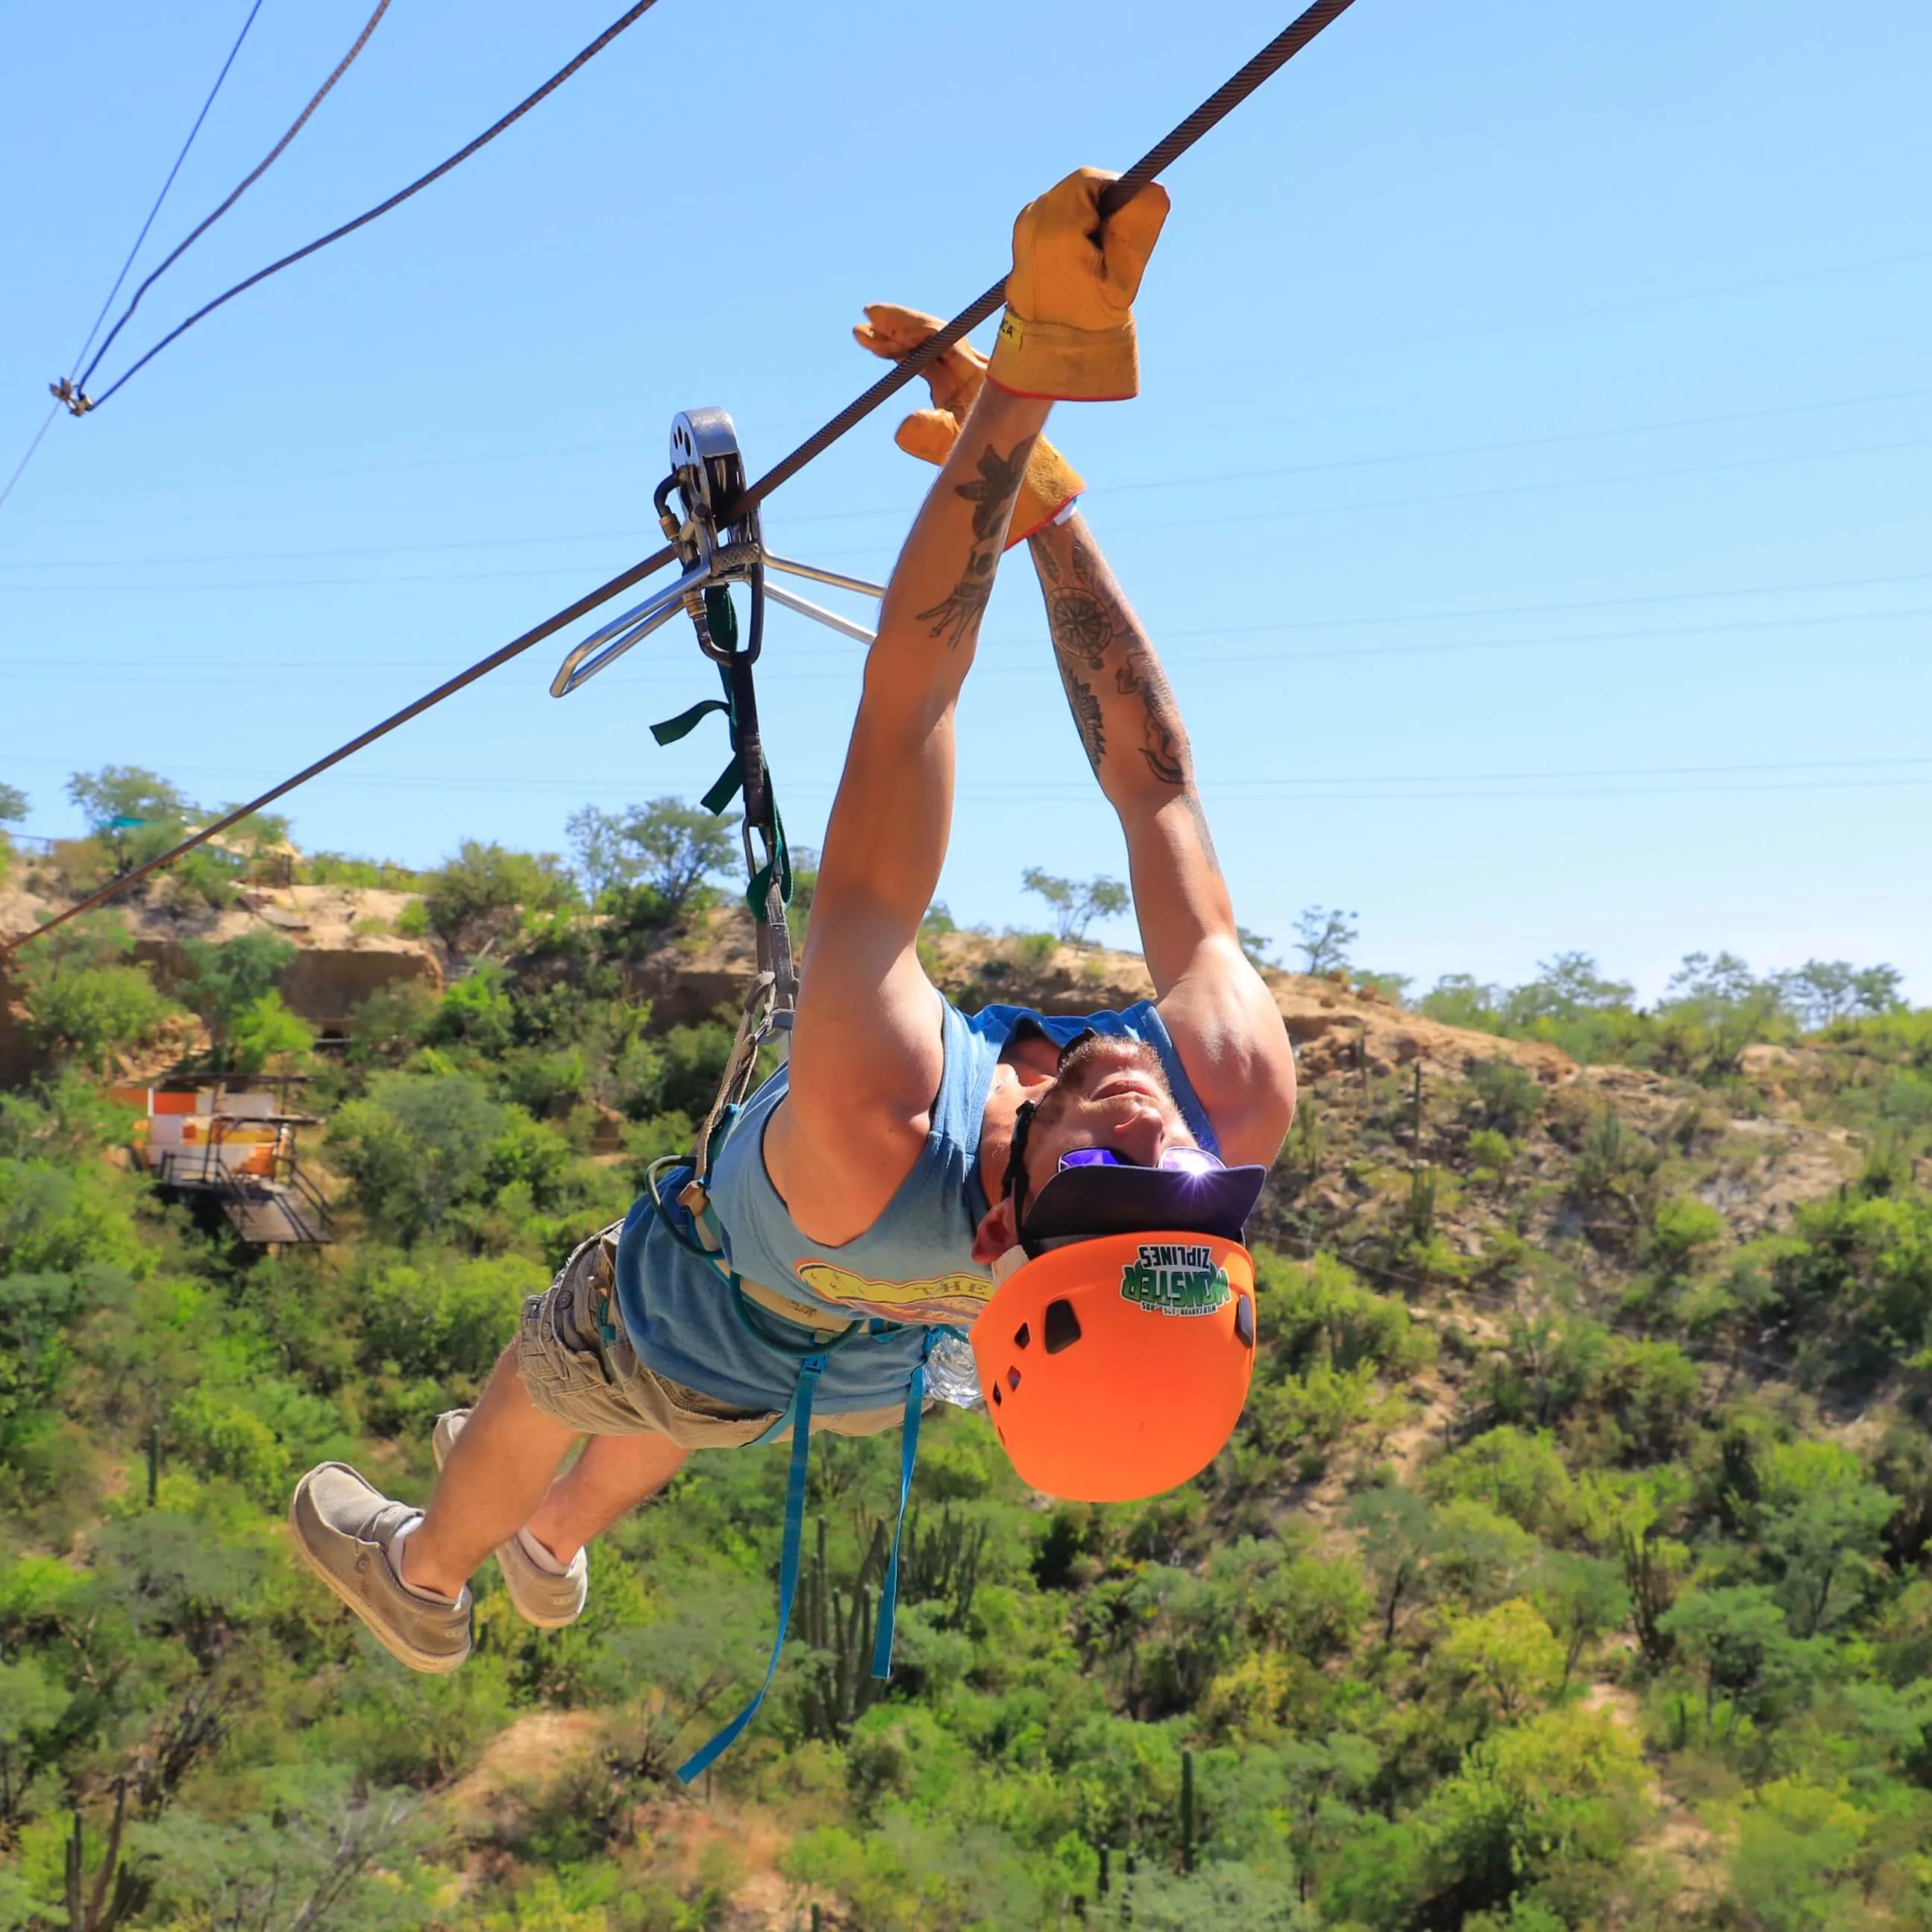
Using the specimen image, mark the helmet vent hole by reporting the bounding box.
[1007,1368,1023,1393]
[1043,1299,1082,1355]
[991,1383,1003,1407]
[1014,1323,1032,1351]
[1235,1295,1255,1348]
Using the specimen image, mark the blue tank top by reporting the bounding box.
[613,995,1215,1414]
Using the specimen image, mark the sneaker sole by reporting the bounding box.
[431,1411,586,1631]
[287,1475,471,1675]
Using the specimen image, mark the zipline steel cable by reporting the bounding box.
[72,0,398,401]
[64,0,667,414]
[2,0,1361,957]
[1,0,269,512]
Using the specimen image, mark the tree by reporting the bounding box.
[1849,963,1905,1016]
[1437,1598,1565,1722]
[229,992,314,1077]
[1660,1585,1819,1740]
[1502,952,1634,1026]
[421,841,580,956]
[66,766,195,874]
[326,1073,506,1237]
[1412,1706,1650,1925]
[0,782,27,824]
[174,934,295,1070]
[568,799,738,918]
[1422,974,1503,1030]
[1346,1484,1437,1643]
[1786,958,1905,1029]
[1238,928,1278,970]
[1020,868,1131,945]
[565,805,634,901]
[1526,1552,1629,1686]
[1659,950,1789,1070]
[1752,1441,1894,1639]
[12,918,180,1072]
[1293,906,1357,976]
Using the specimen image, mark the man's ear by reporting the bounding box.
[972,1194,1020,1267]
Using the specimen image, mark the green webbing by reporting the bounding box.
[747,800,791,920]
[645,586,791,919]
[650,698,727,747]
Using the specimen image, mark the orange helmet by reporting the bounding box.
[970,1231,1256,1502]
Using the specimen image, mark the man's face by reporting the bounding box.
[1019,1033,1199,1201]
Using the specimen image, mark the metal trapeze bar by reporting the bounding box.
[761,553,885,600]
[548,562,707,696]
[763,580,875,645]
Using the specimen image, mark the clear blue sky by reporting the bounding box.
[2,0,1927,1002]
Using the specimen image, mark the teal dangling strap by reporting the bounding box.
[676,1354,825,1784]
[871,1358,926,1680]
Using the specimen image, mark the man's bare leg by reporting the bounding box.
[401,1343,577,1599]
[524,1431,688,1564]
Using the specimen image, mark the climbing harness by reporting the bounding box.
[586,420,908,1781]
[557,412,921,1784]
[552,407,882,1216]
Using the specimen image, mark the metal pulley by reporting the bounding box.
[549,407,883,698]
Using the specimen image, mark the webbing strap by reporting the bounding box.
[676,1353,826,1784]
[871,1362,926,1680]
[650,697,727,746]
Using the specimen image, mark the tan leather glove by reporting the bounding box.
[855,303,1085,546]
[988,167,1170,401]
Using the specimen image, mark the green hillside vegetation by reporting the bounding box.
[4,794,1932,1930]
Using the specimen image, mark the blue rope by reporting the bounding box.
[677,1355,826,1784]
[871,1363,925,1679]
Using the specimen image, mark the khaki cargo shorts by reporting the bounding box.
[516,1221,903,1449]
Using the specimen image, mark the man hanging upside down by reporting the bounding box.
[292,170,1297,1675]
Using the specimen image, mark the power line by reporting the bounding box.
[75,0,396,397]
[66,0,668,413]
[6,564,1928,636]
[25,373,1928,515]
[1097,433,1932,539]
[5,600,1928,689]
[3,0,268,514]
[0,406,60,516]
[64,0,270,383]
[16,419,1928,578]
[6,750,1925,801]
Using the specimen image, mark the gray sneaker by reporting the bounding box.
[289,1462,471,1673]
[433,1409,589,1630]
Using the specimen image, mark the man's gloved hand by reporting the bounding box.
[988,167,1170,402]
[855,303,1085,547]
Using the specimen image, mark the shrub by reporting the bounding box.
[1426,1428,1580,1540]
[12,919,180,1072]
[1467,1058,1543,1138]
[327,1072,506,1238]
[421,841,579,956]
[1254,1250,1433,1376]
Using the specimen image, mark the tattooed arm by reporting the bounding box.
[768,383,1050,1241]
[1026,512,1296,1167]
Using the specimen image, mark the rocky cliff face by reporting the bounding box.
[0,882,442,1079]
